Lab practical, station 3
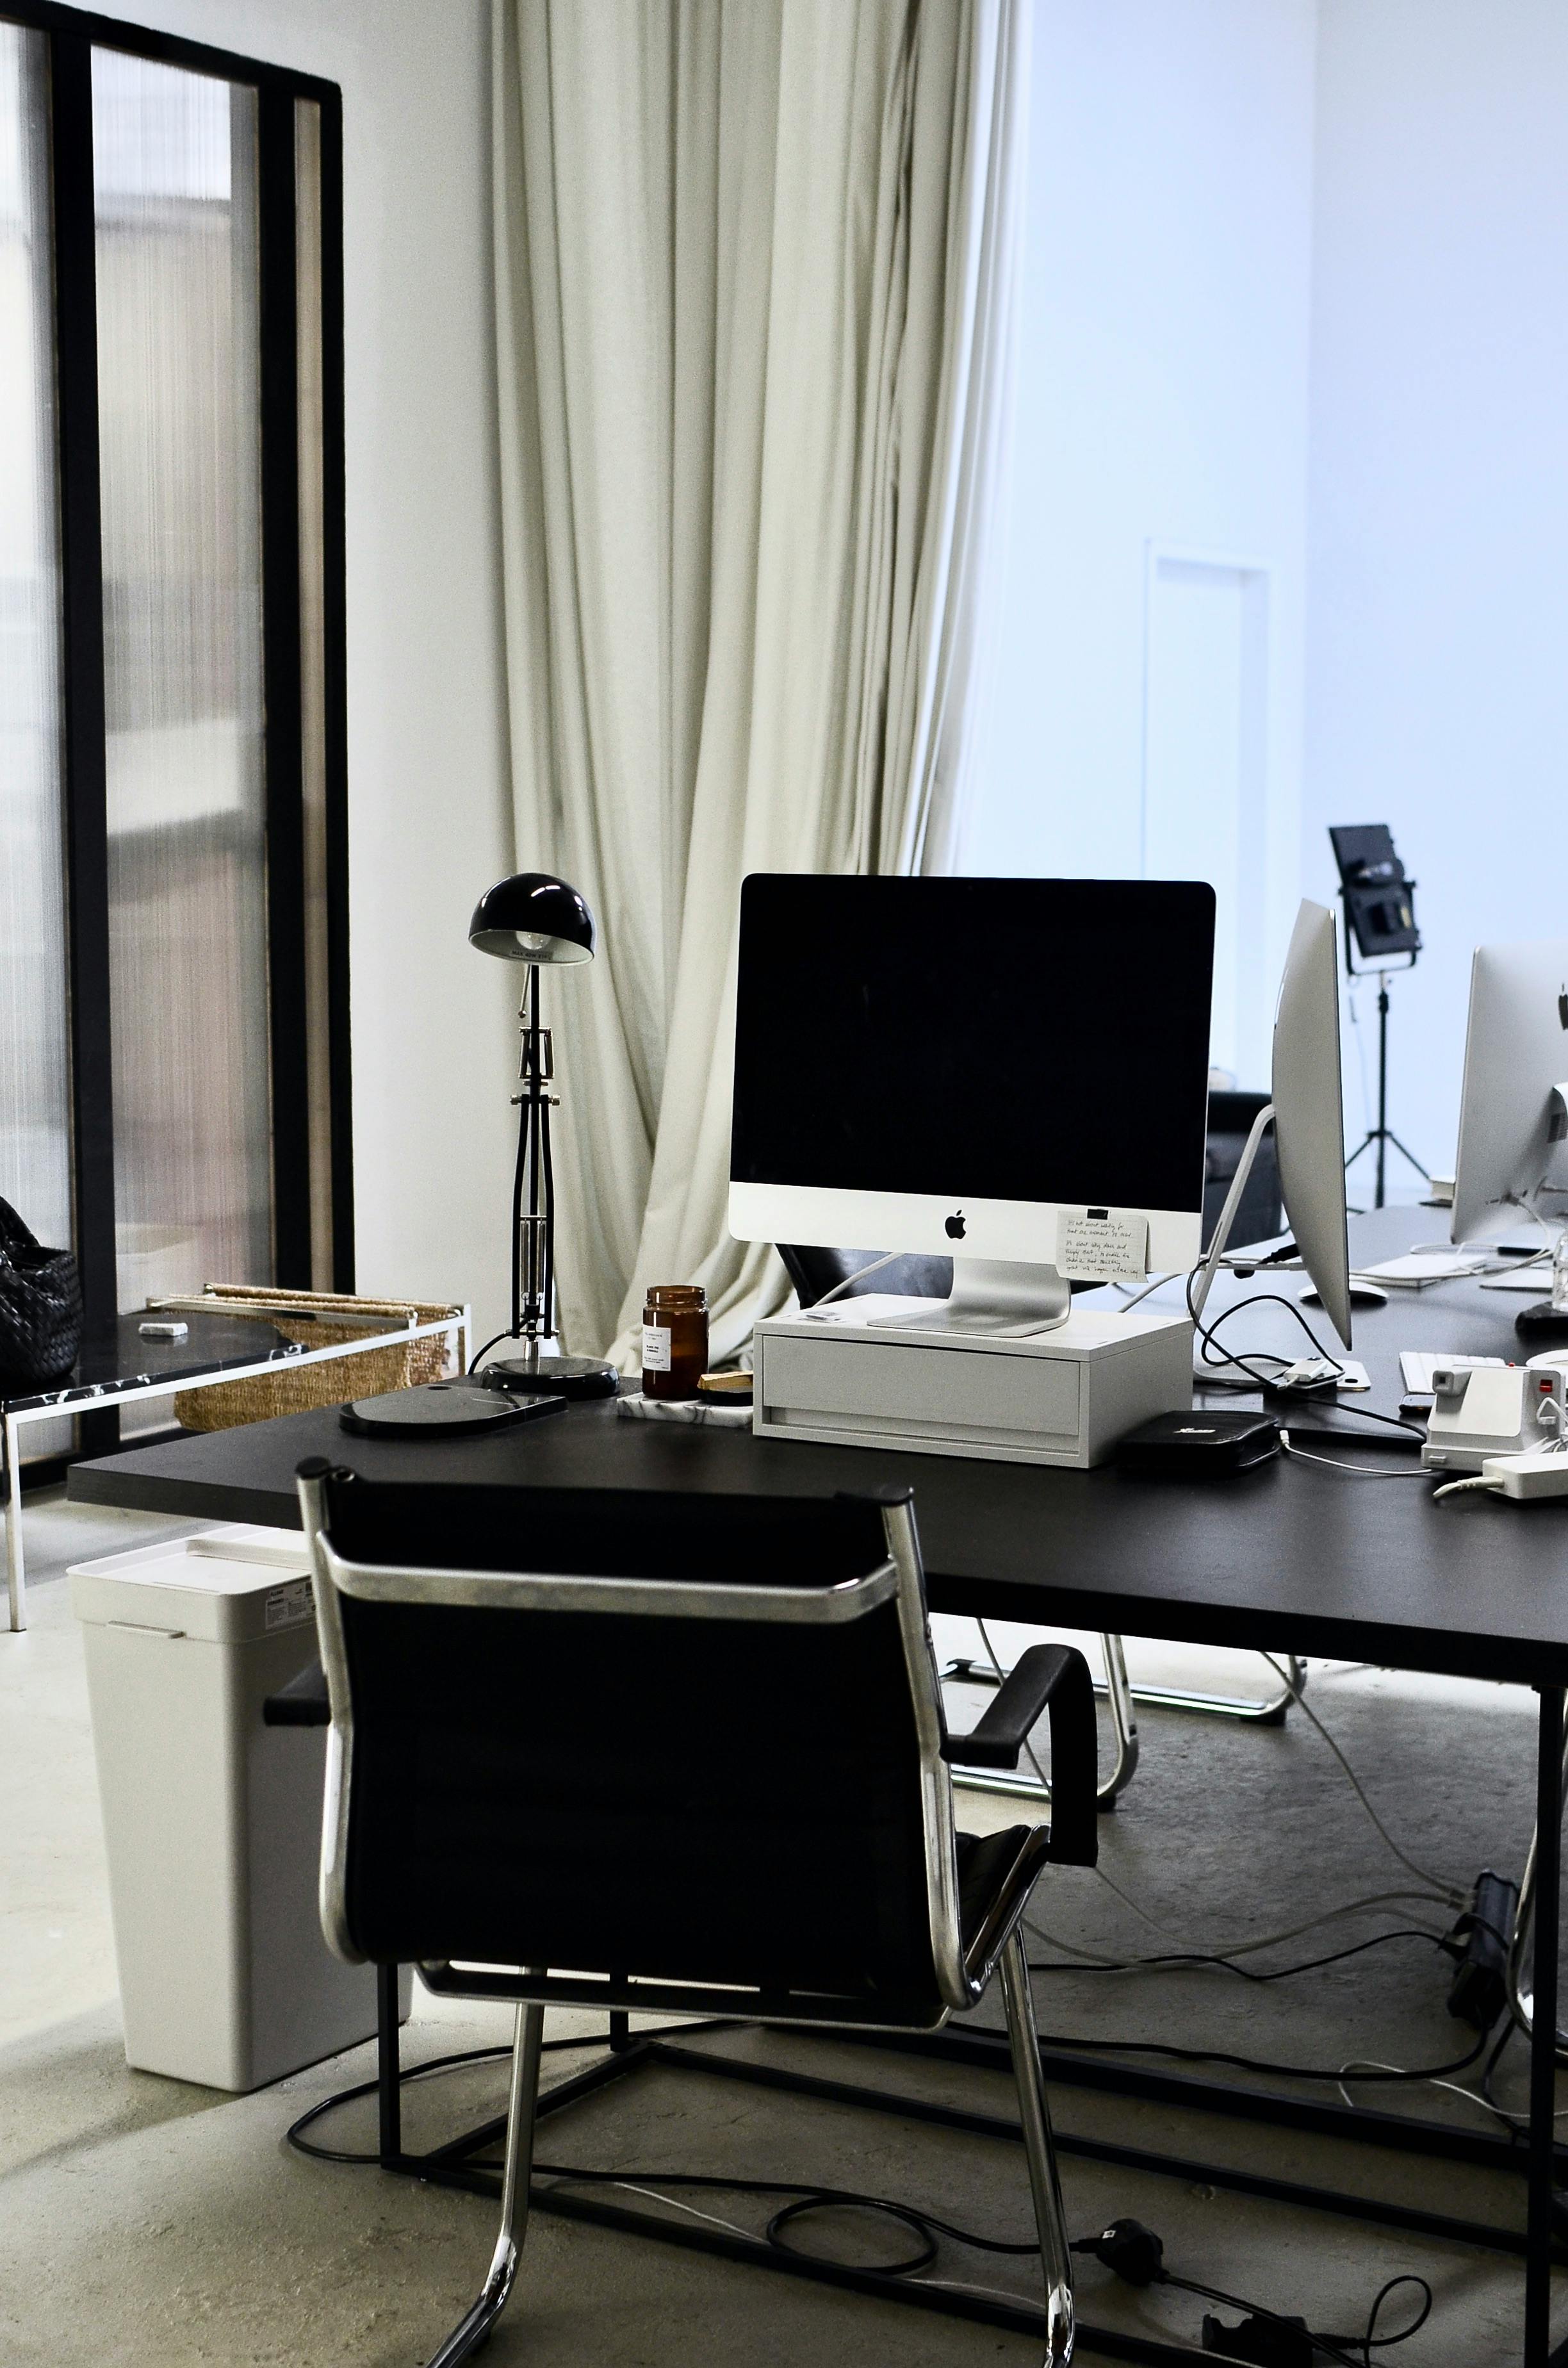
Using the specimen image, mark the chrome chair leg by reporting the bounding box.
[1113,1648,1305,1725]
[999,1926,1074,2365]
[1098,1634,1140,1802]
[425,1998,545,2368]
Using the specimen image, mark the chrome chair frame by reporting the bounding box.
[943,1636,1308,1812]
[298,1468,1088,2367]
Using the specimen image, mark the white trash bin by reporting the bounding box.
[70,1523,403,2090]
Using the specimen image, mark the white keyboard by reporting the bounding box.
[1398,1350,1505,1395]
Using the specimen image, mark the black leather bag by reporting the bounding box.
[0,1199,83,1392]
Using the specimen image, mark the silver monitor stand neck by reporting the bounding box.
[1188,1099,1277,1322]
[869,1257,1072,1340]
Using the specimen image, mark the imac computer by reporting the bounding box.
[728,875,1216,1336]
[1451,941,1568,1246]
[1190,897,1354,1350]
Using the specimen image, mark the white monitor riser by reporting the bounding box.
[751,1296,1193,1470]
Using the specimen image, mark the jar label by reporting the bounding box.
[642,1323,672,1372]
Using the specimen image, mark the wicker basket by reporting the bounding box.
[170,1287,462,1433]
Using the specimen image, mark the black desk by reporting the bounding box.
[69,1211,1568,1686]
[67,1209,1568,2362]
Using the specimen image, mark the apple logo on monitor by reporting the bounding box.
[945,1210,966,1240]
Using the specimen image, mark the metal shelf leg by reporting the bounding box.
[4,1411,26,1634]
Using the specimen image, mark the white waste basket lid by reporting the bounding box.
[69,1525,314,1645]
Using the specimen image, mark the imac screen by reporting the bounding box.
[731,875,1214,1213]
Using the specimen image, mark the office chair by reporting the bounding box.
[295,1458,1098,2368]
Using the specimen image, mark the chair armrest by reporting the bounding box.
[942,1642,1098,1866]
[263,1661,331,1727]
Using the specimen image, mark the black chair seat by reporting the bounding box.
[956,1824,1050,1979]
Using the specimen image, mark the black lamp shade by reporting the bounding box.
[469,872,596,964]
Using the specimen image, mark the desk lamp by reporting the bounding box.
[469,871,617,1399]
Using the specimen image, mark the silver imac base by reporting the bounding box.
[863,1259,1072,1340]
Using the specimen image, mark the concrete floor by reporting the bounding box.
[1,1486,1561,2365]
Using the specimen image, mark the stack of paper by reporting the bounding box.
[1350,1251,1490,1290]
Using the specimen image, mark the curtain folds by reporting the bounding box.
[493,0,1029,1363]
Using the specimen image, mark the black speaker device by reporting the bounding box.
[1116,1410,1280,1476]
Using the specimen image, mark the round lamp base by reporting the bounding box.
[482,1353,619,1401]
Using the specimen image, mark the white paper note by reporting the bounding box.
[1056,1208,1149,1285]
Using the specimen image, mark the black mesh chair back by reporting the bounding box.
[304,1465,981,2027]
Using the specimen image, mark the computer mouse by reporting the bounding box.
[1299,1283,1389,1312]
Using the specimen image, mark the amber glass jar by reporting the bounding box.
[642,1283,708,1399]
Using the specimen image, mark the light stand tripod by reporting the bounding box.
[1343,961,1427,1210]
[1329,825,1426,1210]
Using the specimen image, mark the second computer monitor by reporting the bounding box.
[728,874,1216,1278]
[1451,940,1568,1244]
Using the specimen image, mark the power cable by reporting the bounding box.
[288,2036,1441,2361]
[1257,1652,1464,1903]
[1027,1925,1449,1987]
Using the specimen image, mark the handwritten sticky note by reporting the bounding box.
[1056,1208,1149,1285]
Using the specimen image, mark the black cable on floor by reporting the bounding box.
[1075,2219,1432,2368]
[285,2018,737,2165]
[288,2021,1442,2362]
[1031,2025,1489,2085]
[1028,1926,1448,1986]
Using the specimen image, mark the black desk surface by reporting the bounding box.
[68,1209,1568,1685]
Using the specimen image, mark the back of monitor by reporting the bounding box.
[1451,940,1568,1245]
[1273,901,1353,1351]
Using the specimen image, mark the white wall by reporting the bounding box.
[1305,0,1568,1191]
[114,0,517,1336]
[965,0,1318,1093]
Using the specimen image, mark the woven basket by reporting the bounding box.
[171,1287,461,1433]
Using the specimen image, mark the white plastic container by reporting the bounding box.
[70,1524,401,2091]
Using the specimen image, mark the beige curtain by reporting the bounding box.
[493,0,1029,1363]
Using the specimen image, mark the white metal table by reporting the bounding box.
[3,1303,469,1631]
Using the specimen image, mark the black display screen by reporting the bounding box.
[730,875,1214,1212]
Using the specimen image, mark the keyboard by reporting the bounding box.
[1398,1350,1505,1395]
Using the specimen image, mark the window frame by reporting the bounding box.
[4,0,352,1331]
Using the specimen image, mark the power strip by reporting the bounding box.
[1443,1871,1521,2029]
[1478,1448,1568,1499]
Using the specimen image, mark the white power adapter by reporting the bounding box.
[1478,1448,1568,1501]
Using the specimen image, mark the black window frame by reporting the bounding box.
[5,0,352,1334]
